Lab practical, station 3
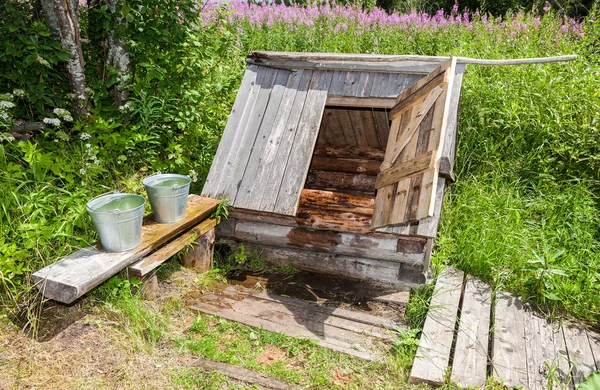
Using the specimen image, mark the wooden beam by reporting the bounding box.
[128,217,220,277]
[310,155,381,176]
[375,151,434,189]
[326,96,396,108]
[305,170,376,194]
[182,228,215,272]
[389,74,446,121]
[313,145,384,160]
[299,189,374,215]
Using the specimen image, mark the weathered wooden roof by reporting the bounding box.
[202,52,465,221]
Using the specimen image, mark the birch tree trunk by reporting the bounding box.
[41,0,89,115]
[105,0,131,107]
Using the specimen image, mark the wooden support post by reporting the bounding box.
[139,270,159,301]
[182,228,215,272]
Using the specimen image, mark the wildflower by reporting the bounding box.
[0,112,10,122]
[85,143,91,149]
[188,169,198,183]
[12,89,25,98]
[6,136,14,142]
[119,102,133,112]
[0,101,15,110]
[80,168,86,175]
[43,117,61,127]
[543,1,550,11]
[53,108,73,122]
[80,132,92,140]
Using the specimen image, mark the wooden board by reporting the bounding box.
[298,189,375,215]
[187,284,398,360]
[372,58,457,229]
[33,195,220,303]
[492,292,528,388]
[439,63,465,179]
[191,358,302,390]
[273,70,332,215]
[409,267,464,386]
[587,330,600,371]
[450,275,491,388]
[244,244,425,287]
[219,220,425,264]
[128,217,220,277]
[562,322,598,386]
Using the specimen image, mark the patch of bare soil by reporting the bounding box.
[0,266,202,390]
[255,345,288,366]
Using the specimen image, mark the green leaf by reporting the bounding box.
[578,372,600,390]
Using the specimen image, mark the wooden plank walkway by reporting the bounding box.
[187,284,406,361]
[410,267,600,389]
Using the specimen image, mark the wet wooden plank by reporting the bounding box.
[450,275,491,388]
[128,217,220,277]
[259,70,313,212]
[563,322,597,386]
[492,292,528,388]
[274,71,332,215]
[202,65,261,199]
[409,267,464,386]
[33,196,220,304]
[235,69,299,209]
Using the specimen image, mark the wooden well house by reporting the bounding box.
[202,51,466,288]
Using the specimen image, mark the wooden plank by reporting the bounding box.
[190,358,302,390]
[221,285,405,330]
[336,109,358,146]
[274,70,332,215]
[219,67,279,201]
[373,109,390,150]
[225,220,425,264]
[439,64,465,179]
[347,109,370,147]
[188,300,378,361]
[33,196,220,303]
[375,151,434,189]
[234,69,299,210]
[310,155,381,176]
[342,71,361,96]
[327,70,347,95]
[305,170,376,194]
[389,72,448,121]
[523,311,570,390]
[248,58,440,75]
[354,72,373,97]
[450,275,492,388]
[325,96,396,108]
[182,227,215,272]
[381,86,443,171]
[319,108,347,146]
[369,73,392,97]
[492,292,528,388]
[250,51,450,63]
[202,66,260,199]
[128,217,220,277]
[409,267,464,386]
[562,322,598,386]
[299,189,374,215]
[246,244,425,287]
[313,145,384,160]
[358,109,381,149]
[588,330,600,371]
[393,57,454,106]
[259,70,313,212]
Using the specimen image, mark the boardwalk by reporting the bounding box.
[410,267,600,389]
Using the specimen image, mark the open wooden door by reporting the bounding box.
[371,58,457,229]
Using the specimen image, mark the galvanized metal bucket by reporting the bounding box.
[143,173,191,223]
[86,192,146,252]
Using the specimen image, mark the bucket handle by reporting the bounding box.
[172,184,179,192]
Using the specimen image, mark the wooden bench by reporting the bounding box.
[33,195,220,304]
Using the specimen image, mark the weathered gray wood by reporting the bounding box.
[33,196,220,303]
[376,177,446,238]
[202,66,261,199]
[409,267,464,386]
[247,58,440,75]
[128,217,220,277]
[221,285,405,330]
[139,270,159,301]
[274,70,332,215]
[327,70,348,95]
[234,69,296,208]
[245,244,424,287]
[439,64,465,179]
[354,71,374,97]
[191,358,302,390]
[523,311,571,390]
[181,228,215,272]
[222,67,281,203]
[250,51,576,65]
[450,275,491,388]
[562,322,598,386]
[260,70,313,212]
[325,96,396,108]
[587,330,600,371]
[220,220,425,265]
[492,292,529,388]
